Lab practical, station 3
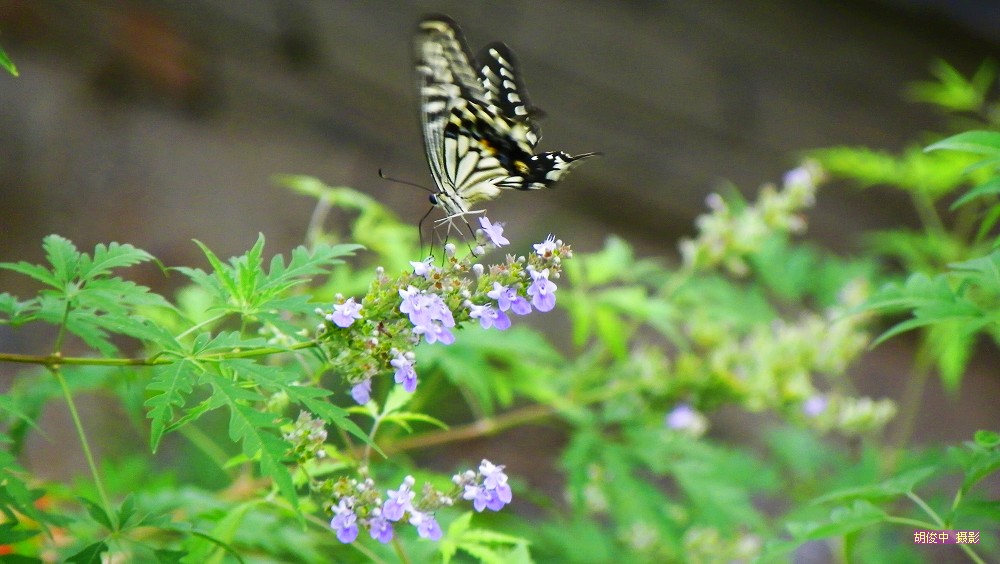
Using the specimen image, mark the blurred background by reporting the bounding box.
[1,0,999,484]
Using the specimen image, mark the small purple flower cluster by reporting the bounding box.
[329,460,511,544]
[320,217,571,405]
[330,477,443,544]
[457,459,513,512]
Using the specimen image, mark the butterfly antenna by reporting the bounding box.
[378,168,435,193]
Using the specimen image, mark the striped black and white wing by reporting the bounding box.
[415,16,503,216]
[414,16,597,218]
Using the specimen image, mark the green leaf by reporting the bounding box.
[146,360,200,452]
[42,235,80,285]
[907,60,994,111]
[926,130,1000,155]
[0,46,18,76]
[0,522,41,545]
[419,326,562,414]
[286,386,374,451]
[65,541,109,564]
[786,500,888,541]
[77,242,157,282]
[974,430,1000,448]
[152,549,187,563]
[211,376,298,512]
[115,494,140,530]
[78,496,113,529]
[184,237,358,320]
[0,260,58,288]
[951,176,1000,210]
[182,501,255,563]
[382,410,449,433]
[950,434,1000,495]
[810,145,974,200]
[441,512,533,564]
[812,466,938,504]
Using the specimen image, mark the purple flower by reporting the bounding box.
[382,478,415,522]
[463,483,512,512]
[533,234,558,256]
[469,303,511,330]
[399,286,422,318]
[479,460,508,490]
[391,352,418,392]
[351,379,372,404]
[413,321,455,345]
[368,513,394,544]
[480,460,512,510]
[328,298,362,328]
[410,511,442,541]
[784,165,813,188]
[487,283,532,315]
[527,269,557,312]
[479,217,510,247]
[665,403,707,436]
[400,287,456,345]
[464,484,490,512]
[410,258,434,278]
[330,499,359,543]
[666,404,697,430]
[463,460,513,512]
[803,395,828,417]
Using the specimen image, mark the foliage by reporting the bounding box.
[0,61,997,564]
[0,45,16,77]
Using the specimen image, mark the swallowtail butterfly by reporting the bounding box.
[414,16,596,229]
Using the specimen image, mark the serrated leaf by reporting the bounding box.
[0,261,59,288]
[146,361,200,452]
[295,394,373,449]
[42,235,80,285]
[77,242,156,281]
[210,377,297,512]
[191,239,239,300]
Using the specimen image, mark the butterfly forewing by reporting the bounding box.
[414,15,596,225]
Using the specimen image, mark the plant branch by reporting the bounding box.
[379,403,555,456]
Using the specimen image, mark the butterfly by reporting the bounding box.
[414,16,597,232]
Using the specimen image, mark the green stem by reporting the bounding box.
[175,313,229,341]
[887,359,932,471]
[910,191,947,238]
[179,424,232,475]
[54,366,115,527]
[907,492,944,527]
[391,536,412,564]
[0,340,321,369]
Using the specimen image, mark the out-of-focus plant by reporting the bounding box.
[0,60,997,564]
